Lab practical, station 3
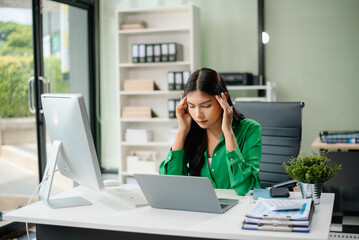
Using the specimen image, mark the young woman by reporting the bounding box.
[159,67,261,195]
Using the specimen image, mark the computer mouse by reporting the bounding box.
[103,179,122,187]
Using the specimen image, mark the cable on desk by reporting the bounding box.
[25,167,67,240]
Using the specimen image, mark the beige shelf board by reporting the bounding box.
[119,27,189,35]
[120,118,177,123]
[121,141,171,147]
[228,85,268,90]
[120,90,182,95]
[311,136,359,150]
[119,61,191,68]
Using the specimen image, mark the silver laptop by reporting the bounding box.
[134,174,239,214]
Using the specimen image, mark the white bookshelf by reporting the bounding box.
[116,5,200,182]
[232,81,276,102]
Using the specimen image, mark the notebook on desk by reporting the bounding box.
[134,174,239,214]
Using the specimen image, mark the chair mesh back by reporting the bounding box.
[234,102,304,188]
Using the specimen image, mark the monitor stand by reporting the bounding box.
[38,140,92,208]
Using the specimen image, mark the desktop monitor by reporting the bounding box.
[39,93,104,208]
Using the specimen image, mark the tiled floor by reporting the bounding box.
[330,211,359,239]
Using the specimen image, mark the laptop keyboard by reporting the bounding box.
[104,186,148,207]
[220,204,229,209]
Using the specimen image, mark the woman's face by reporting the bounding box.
[186,90,223,129]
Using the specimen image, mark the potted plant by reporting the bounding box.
[282,151,342,204]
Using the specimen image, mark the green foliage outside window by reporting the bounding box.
[0,55,33,117]
[0,21,68,118]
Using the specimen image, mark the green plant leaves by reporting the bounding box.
[282,151,342,184]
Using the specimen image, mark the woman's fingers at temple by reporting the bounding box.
[216,93,228,110]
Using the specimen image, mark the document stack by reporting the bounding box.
[320,130,359,144]
[125,128,153,143]
[123,79,160,91]
[122,106,157,118]
[120,20,147,30]
[242,198,314,232]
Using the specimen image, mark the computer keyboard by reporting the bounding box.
[104,185,148,207]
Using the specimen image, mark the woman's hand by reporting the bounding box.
[172,95,192,151]
[215,92,234,135]
[176,95,192,134]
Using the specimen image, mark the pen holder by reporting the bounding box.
[300,182,323,205]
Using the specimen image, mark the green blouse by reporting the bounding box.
[159,118,262,195]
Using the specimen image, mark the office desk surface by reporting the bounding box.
[4,186,334,240]
[312,136,359,150]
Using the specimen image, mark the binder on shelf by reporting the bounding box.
[182,70,190,86]
[168,43,183,62]
[161,43,169,62]
[120,20,147,30]
[153,44,161,62]
[168,99,176,119]
[138,44,146,63]
[175,72,183,90]
[146,44,154,63]
[122,106,157,119]
[123,79,160,91]
[131,44,139,63]
[319,130,359,144]
[167,72,175,90]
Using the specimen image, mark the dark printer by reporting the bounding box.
[219,72,254,86]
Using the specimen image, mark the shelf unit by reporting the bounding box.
[231,81,276,102]
[116,5,200,182]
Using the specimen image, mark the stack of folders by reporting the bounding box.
[122,106,157,119]
[168,99,180,118]
[125,129,153,143]
[120,20,147,30]
[242,198,314,233]
[320,130,359,144]
[132,43,182,63]
[123,79,160,91]
[168,71,190,90]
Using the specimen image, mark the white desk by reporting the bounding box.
[4,186,334,240]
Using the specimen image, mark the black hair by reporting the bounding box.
[183,67,245,176]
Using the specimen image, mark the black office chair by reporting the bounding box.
[234,101,305,188]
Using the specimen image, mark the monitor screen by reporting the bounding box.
[39,93,104,208]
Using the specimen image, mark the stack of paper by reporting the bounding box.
[123,79,160,91]
[122,106,157,118]
[242,198,314,232]
[120,20,147,30]
[125,129,153,143]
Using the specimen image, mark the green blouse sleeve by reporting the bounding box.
[225,121,262,195]
[159,148,189,175]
